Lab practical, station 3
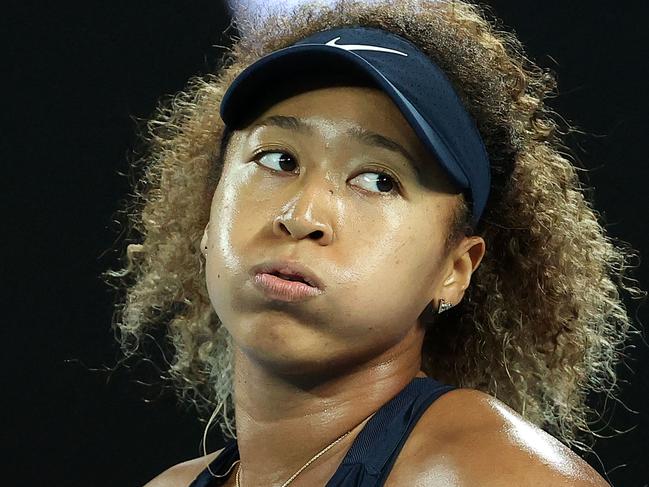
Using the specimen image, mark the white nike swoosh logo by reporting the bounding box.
[324,36,408,56]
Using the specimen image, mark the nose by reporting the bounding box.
[273,213,333,245]
[272,189,335,245]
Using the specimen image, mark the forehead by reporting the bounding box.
[253,85,406,131]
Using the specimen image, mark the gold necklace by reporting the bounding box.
[235,411,376,487]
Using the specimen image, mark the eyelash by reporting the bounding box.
[250,149,403,196]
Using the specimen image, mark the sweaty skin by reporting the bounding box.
[145,84,609,486]
[199,83,484,485]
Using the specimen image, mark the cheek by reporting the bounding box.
[340,233,444,334]
[204,195,284,326]
[335,248,434,330]
[208,171,264,260]
[298,233,441,346]
[203,186,246,313]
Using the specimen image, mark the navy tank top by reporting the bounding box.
[189,376,456,487]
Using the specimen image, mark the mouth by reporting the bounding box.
[251,260,324,303]
[268,271,312,285]
[251,260,324,291]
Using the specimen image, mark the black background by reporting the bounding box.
[4,1,648,486]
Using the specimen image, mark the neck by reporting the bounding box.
[231,328,426,486]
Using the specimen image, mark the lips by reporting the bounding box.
[251,260,324,290]
[271,271,310,284]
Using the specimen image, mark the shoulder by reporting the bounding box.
[142,448,224,487]
[391,388,610,487]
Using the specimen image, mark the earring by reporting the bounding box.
[437,298,453,314]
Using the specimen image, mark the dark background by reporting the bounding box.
[4,1,648,486]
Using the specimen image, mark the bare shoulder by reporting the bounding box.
[142,448,224,487]
[390,388,610,487]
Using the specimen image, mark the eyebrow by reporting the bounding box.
[248,115,421,176]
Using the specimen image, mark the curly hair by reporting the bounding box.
[102,0,644,453]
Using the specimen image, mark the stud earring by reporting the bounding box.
[437,298,453,314]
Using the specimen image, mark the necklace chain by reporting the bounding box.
[235,412,375,487]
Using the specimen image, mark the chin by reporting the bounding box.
[242,346,340,378]
[238,335,382,385]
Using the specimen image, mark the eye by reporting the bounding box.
[350,170,400,195]
[253,150,298,173]
[252,150,401,195]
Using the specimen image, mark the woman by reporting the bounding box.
[104,1,642,485]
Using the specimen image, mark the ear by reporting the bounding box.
[200,222,210,256]
[439,236,485,308]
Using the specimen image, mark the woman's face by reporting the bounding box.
[202,81,477,376]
